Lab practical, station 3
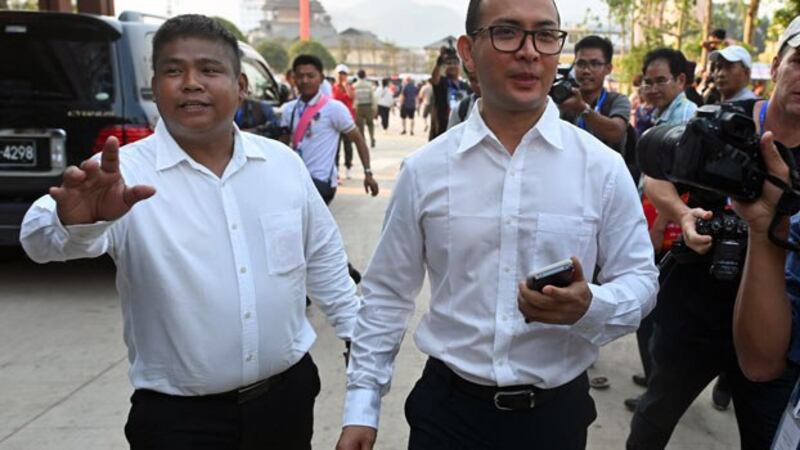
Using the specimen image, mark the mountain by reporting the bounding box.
[323,0,465,48]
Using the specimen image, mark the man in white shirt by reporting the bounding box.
[280,55,378,204]
[19,15,359,450]
[336,0,658,449]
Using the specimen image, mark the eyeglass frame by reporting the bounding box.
[640,76,676,91]
[469,25,568,55]
[574,59,609,70]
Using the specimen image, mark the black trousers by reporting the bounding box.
[627,264,799,450]
[378,105,390,130]
[405,359,596,450]
[336,134,353,170]
[124,354,320,450]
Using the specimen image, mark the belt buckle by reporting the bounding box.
[493,389,536,411]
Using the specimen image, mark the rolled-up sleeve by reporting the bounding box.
[571,159,659,345]
[343,160,426,429]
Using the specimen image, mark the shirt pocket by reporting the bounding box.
[260,209,305,275]
[532,213,595,271]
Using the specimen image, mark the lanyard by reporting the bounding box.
[578,89,608,130]
[760,100,768,135]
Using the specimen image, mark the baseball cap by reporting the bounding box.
[778,16,800,53]
[335,63,349,74]
[710,45,752,69]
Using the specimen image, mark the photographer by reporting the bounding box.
[627,32,800,449]
[429,45,471,141]
[558,36,630,156]
[731,16,800,448]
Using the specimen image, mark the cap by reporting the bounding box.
[710,45,752,69]
[335,63,349,74]
[778,16,800,53]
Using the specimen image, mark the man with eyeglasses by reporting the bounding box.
[627,41,798,449]
[336,1,658,449]
[558,35,631,158]
[641,48,698,127]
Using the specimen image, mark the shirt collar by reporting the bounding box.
[655,91,687,120]
[456,98,563,154]
[299,90,324,107]
[154,120,264,172]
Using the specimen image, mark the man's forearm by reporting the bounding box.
[584,114,626,144]
[734,231,792,381]
[347,129,371,170]
[643,177,690,222]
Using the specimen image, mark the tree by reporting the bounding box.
[774,0,800,30]
[287,40,336,71]
[257,40,289,72]
[212,17,246,42]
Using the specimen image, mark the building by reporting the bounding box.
[240,0,265,33]
[259,0,337,42]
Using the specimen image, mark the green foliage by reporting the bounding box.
[212,17,246,42]
[616,44,650,87]
[288,40,337,71]
[774,0,800,30]
[257,40,289,72]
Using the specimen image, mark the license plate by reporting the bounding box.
[0,139,37,167]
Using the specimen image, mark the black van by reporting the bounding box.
[0,10,283,247]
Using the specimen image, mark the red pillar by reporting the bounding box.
[299,0,310,41]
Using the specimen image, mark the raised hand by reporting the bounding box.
[336,425,377,450]
[50,136,156,226]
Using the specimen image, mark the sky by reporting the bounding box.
[113,0,609,47]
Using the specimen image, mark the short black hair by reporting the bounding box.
[466,0,561,35]
[357,69,367,79]
[292,54,323,74]
[642,48,688,78]
[684,60,697,84]
[574,35,613,63]
[152,14,242,76]
[711,28,727,40]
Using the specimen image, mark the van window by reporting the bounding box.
[242,57,278,103]
[0,34,113,104]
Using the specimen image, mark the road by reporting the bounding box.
[0,116,738,449]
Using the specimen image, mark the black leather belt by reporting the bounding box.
[426,357,587,411]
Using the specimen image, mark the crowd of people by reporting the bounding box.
[15,0,800,449]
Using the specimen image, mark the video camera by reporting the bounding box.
[638,103,800,252]
[549,66,579,104]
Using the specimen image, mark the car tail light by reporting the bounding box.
[93,125,153,153]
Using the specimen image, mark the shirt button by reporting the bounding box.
[231,223,238,231]
[504,266,510,273]
[240,266,247,274]
[509,171,516,177]
[246,353,254,362]
[506,218,512,225]
[244,312,252,320]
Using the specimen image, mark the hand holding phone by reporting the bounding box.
[526,259,575,292]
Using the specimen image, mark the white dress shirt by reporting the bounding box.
[20,120,359,396]
[343,99,659,428]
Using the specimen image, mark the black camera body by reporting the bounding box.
[671,210,749,282]
[637,103,776,201]
[549,77,579,104]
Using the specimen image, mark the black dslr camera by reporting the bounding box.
[549,66,579,104]
[671,210,748,281]
[637,103,796,201]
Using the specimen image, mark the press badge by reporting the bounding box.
[773,381,800,450]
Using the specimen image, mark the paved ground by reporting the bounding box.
[0,114,738,449]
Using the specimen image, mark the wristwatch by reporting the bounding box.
[364,168,373,176]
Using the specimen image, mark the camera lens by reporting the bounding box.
[636,125,686,181]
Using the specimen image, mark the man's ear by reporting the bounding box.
[676,73,687,90]
[238,72,248,101]
[771,55,780,83]
[457,35,476,76]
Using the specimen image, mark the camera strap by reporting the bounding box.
[578,89,608,130]
[764,144,800,251]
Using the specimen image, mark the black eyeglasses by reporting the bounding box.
[471,25,567,55]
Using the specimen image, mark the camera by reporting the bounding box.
[637,103,796,201]
[437,45,459,66]
[549,66,578,104]
[670,210,749,281]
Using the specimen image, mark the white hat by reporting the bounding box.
[778,16,800,53]
[710,45,752,69]
[335,63,349,74]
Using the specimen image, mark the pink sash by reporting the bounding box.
[292,95,330,150]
